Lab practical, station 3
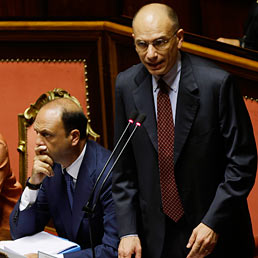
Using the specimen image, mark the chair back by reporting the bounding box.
[0,59,98,188]
[245,98,258,255]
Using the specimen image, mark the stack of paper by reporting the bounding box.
[0,231,80,257]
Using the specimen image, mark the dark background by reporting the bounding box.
[0,0,254,40]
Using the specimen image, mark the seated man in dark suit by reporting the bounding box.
[9,98,118,257]
[0,133,22,231]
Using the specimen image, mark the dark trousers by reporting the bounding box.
[161,215,254,258]
[161,215,191,258]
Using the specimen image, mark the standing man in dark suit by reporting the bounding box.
[112,3,257,258]
[10,98,119,258]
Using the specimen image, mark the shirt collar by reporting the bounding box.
[62,143,87,180]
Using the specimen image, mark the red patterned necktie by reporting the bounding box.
[157,78,184,222]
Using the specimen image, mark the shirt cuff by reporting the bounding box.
[120,234,138,239]
[19,186,39,211]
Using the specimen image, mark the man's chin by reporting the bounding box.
[148,68,164,76]
[146,64,165,76]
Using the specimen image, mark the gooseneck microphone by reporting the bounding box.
[89,113,146,214]
[83,111,138,215]
[83,111,144,258]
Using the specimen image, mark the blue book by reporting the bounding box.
[60,244,81,254]
[1,231,81,256]
[55,235,81,254]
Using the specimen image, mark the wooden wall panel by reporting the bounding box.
[47,0,119,19]
[0,0,46,19]
[199,0,253,39]
[0,0,119,20]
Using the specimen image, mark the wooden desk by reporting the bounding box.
[0,229,11,241]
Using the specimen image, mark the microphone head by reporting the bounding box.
[128,111,139,124]
[136,113,146,126]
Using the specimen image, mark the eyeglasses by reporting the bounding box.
[135,30,178,52]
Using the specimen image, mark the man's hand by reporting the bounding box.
[217,38,240,47]
[30,145,54,185]
[118,236,142,258]
[186,223,218,258]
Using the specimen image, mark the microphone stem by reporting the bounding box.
[95,122,131,186]
[92,124,139,212]
[88,216,96,258]
[83,122,133,258]
[84,121,131,212]
[83,112,141,258]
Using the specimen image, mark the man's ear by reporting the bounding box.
[176,29,184,49]
[70,129,80,146]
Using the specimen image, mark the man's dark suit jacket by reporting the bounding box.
[112,52,257,258]
[10,140,119,258]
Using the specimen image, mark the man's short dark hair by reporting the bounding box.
[61,109,88,140]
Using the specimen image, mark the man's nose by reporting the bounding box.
[146,44,157,59]
[35,133,44,146]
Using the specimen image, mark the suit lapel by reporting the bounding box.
[133,66,158,152]
[71,141,95,241]
[132,55,200,162]
[174,53,200,165]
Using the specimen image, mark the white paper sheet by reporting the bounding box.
[0,231,79,255]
